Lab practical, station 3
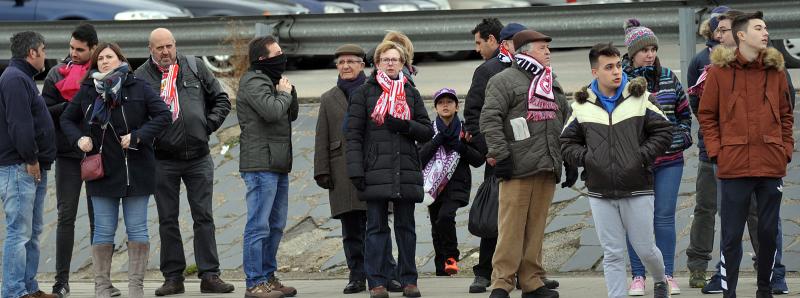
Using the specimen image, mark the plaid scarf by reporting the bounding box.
[422,116,461,204]
[498,46,514,63]
[154,58,180,122]
[515,54,558,121]
[370,70,410,126]
[89,63,129,126]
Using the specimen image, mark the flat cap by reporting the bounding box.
[334,44,366,59]
[512,30,552,50]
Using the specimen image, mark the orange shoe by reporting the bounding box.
[444,257,459,275]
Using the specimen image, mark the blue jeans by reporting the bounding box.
[91,195,150,244]
[1,164,47,298]
[241,171,289,288]
[628,162,683,277]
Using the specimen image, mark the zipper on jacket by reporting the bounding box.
[121,105,131,187]
[608,111,616,196]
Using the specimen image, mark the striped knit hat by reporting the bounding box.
[624,19,659,57]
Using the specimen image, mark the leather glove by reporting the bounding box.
[431,133,447,146]
[494,157,514,180]
[561,162,579,188]
[384,115,410,133]
[315,174,333,190]
[351,177,366,191]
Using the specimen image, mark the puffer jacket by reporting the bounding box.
[237,69,299,173]
[698,47,794,179]
[623,55,692,168]
[560,77,673,199]
[134,54,231,160]
[479,61,571,182]
[345,72,433,203]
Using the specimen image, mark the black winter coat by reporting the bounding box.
[417,119,485,207]
[346,73,433,203]
[60,74,171,198]
[134,55,231,160]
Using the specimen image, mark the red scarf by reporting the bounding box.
[55,62,90,101]
[155,58,180,122]
[498,46,515,63]
[371,70,410,125]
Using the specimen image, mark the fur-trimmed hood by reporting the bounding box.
[710,46,785,71]
[574,76,648,104]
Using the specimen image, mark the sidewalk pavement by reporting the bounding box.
[49,276,796,297]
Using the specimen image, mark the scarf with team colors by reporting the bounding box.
[515,53,558,121]
[498,46,514,63]
[370,70,410,125]
[155,58,181,122]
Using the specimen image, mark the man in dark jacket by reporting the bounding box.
[133,28,233,296]
[480,30,570,298]
[698,12,794,298]
[464,19,529,294]
[237,35,299,298]
[41,23,105,298]
[0,31,57,298]
[560,43,673,298]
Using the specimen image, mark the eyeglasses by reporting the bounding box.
[336,59,363,66]
[716,28,731,34]
[380,58,402,65]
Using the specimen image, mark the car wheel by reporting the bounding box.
[430,50,472,61]
[202,55,235,74]
[773,38,800,69]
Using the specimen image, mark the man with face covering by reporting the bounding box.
[237,35,299,298]
[133,28,233,296]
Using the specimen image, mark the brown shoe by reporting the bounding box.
[369,286,389,298]
[268,276,297,297]
[402,284,422,297]
[245,283,284,298]
[29,290,58,298]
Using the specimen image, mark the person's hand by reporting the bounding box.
[561,162,579,188]
[315,175,333,190]
[351,177,366,191]
[464,132,473,143]
[27,161,41,183]
[431,134,446,146]
[486,157,497,167]
[384,115,409,133]
[78,136,93,153]
[277,77,292,93]
[494,157,514,179]
[120,134,134,149]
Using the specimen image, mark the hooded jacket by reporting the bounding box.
[698,47,794,179]
[560,77,673,199]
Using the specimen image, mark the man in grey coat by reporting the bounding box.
[133,28,233,296]
[237,35,299,298]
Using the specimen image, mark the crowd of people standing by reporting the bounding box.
[0,5,795,298]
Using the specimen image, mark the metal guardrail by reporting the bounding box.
[0,0,798,61]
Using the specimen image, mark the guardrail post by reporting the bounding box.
[678,7,696,87]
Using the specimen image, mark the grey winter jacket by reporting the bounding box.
[479,61,571,182]
[237,69,299,173]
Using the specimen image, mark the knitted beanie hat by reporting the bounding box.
[709,6,731,33]
[624,19,659,57]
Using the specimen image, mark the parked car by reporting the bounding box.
[324,0,439,12]
[447,0,529,9]
[161,0,308,17]
[290,0,361,13]
[0,0,192,21]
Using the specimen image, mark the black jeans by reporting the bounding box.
[365,200,417,289]
[154,155,220,281]
[472,238,497,279]
[54,157,95,285]
[341,210,368,282]
[719,178,782,297]
[428,199,461,275]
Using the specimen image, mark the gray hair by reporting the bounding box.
[10,31,45,59]
[515,42,533,55]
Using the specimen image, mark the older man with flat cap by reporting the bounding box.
[480,30,572,298]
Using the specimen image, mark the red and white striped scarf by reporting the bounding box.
[515,54,558,121]
[155,58,180,122]
[688,64,710,96]
[371,70,410,125]
[498,45,515,63]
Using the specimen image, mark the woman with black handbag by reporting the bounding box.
[60,42,170,298]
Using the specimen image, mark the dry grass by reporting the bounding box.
[220,19,252,106]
